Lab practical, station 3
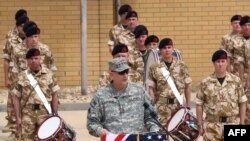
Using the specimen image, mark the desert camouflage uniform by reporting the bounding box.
[227,34,249,79]
[243,38,250,124]
[196,72,247,141]
[128,49,144,84]
[87,82,160,137]
[108,23,126,46]
[109,26,135,53]
[11,67,60,140]
[12,41,57,79]
[2,28,24,131]
[147,58,192,127]
[220,33,239,69]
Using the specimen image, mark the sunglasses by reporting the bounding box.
[112,69,129,75]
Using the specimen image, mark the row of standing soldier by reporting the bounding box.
[2,9,60,141]
[87,4,250,141]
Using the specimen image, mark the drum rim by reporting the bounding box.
[36,115,63,140]
[166,107,187,132]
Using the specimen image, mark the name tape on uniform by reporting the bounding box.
[224,125,250,140]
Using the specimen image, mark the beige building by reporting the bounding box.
[0,0,250,90]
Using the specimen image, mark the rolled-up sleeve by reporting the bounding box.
[196,82,204,105]
[146,66,156,88]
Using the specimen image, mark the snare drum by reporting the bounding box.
[166,107,199,141]
[36,115,76,141]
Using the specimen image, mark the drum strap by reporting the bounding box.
[160,67,183,105]
[25,70,52,114]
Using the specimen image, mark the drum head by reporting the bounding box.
[167,108,186,132]
[37,116,62,139]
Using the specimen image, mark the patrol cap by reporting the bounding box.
[109,57,130,72]
[133,25,148,38]
[231,15,242,22]
[26,48,40,59]
[15,9,27,20]
[112,44,128,55]
[144,35,159,46]
[158,38,173,49]
[240,15,250,26]
[23,21,40,37]
[125,10,138,19]
[211,49,227,62]
[16,15,29,26]
[118,4,132,15]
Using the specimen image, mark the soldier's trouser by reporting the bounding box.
[203,122,224,141]
[5,92,16,131]
[156,97,181,131]
[204,115,238,141]
[245,89,250,124]
[16,105,49,141]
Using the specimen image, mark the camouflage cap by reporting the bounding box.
[108,57,130,72]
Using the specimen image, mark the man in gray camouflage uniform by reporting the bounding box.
[196,49,247,141]
[108,4,132,54]
[220,14,242,73]
[146,38,192,128]
[87,57,159,137]
[2,9,29,137]
[11,48,60,140]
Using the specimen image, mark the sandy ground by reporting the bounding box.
[0,87,204,141]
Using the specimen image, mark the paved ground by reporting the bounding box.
[0,110,100,141]
[0,88,204,141]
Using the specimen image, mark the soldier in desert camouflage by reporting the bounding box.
[11,48,60,140]
[196,49,247,141]
[229,16,250,124]
[107,4,132,54]
[146,38,192,128]
[220,14,242,72]
[87,57,159,137]
[2,9,29,138]
[12,21,57,76]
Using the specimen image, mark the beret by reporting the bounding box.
[118,4,132,15]
[158,38,173,49]
[144,35,159,46]
[212,49,227,62]
[23,21,40,37]
[231,15,242,22]
[126,10,138,19]
[26,48,40,59]
[133,25,148,38]
[240,16,250,26]
[23,21,38,33]
[112,44,128,55]
[16,15,29,26]
[15,9,27,20]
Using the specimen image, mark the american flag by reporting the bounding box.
[102,132,167,141]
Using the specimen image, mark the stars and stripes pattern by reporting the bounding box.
[102,132,167,141]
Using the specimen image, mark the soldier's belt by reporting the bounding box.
[206,115,237,123]
[28,104,43,111]
[158,97,177,104]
